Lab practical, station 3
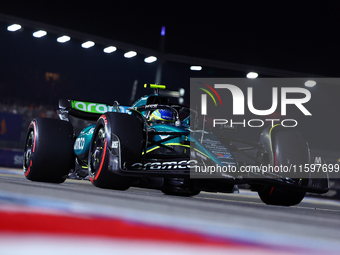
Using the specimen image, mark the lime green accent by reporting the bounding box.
[144,143,188,154]
[144,84,166,89]
[194,148,210,158]
[199,88,217,106]
[165,143,189,147]
[269,124,280,152]
[143,143,210,158]
[71,100,114,114]
[144,146,160,154]
[184,136,188,154]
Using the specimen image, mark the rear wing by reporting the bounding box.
[57,99,130,121]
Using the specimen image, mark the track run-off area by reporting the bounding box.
[0,168,340,254]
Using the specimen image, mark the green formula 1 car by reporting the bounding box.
[23,84,329,206]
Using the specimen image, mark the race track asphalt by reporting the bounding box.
[1,168,340,254]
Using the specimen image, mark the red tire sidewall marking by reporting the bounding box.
[94,138,107,181]
[25,121,37,177]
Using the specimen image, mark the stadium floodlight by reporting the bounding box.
[124,51,137,58]
[33,30,47,38]
[103,46,117,53]
[246,72,258,79]
[144,56,157,63]
[179,88,185,96]
[190,66,202,71]
[81,41,95,48]
[305,80,316,87]
[57,35,70,43]
[7,24,21,32]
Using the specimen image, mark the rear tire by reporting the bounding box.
[258,130,308,206]
[88,113,143,190]
[258,186,305,206]
[23,118,75,183]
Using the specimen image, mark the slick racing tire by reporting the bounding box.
[161,178,200,196]
[258,130,308,206]
[23,118,75,183]
[258,186,305,206]
[88,113,143,190]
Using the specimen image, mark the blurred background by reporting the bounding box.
[0,1,339,183]
[1,3,340,254]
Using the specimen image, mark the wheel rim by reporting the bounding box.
[24,130,34,171]
[90,127,106,175]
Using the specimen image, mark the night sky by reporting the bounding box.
[1,0,340,77]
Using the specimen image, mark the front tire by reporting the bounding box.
[23,118,75,183]
[88,113,143,190]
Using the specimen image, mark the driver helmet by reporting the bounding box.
[148,109,175,125]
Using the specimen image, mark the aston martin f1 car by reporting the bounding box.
[23,84,329,206]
